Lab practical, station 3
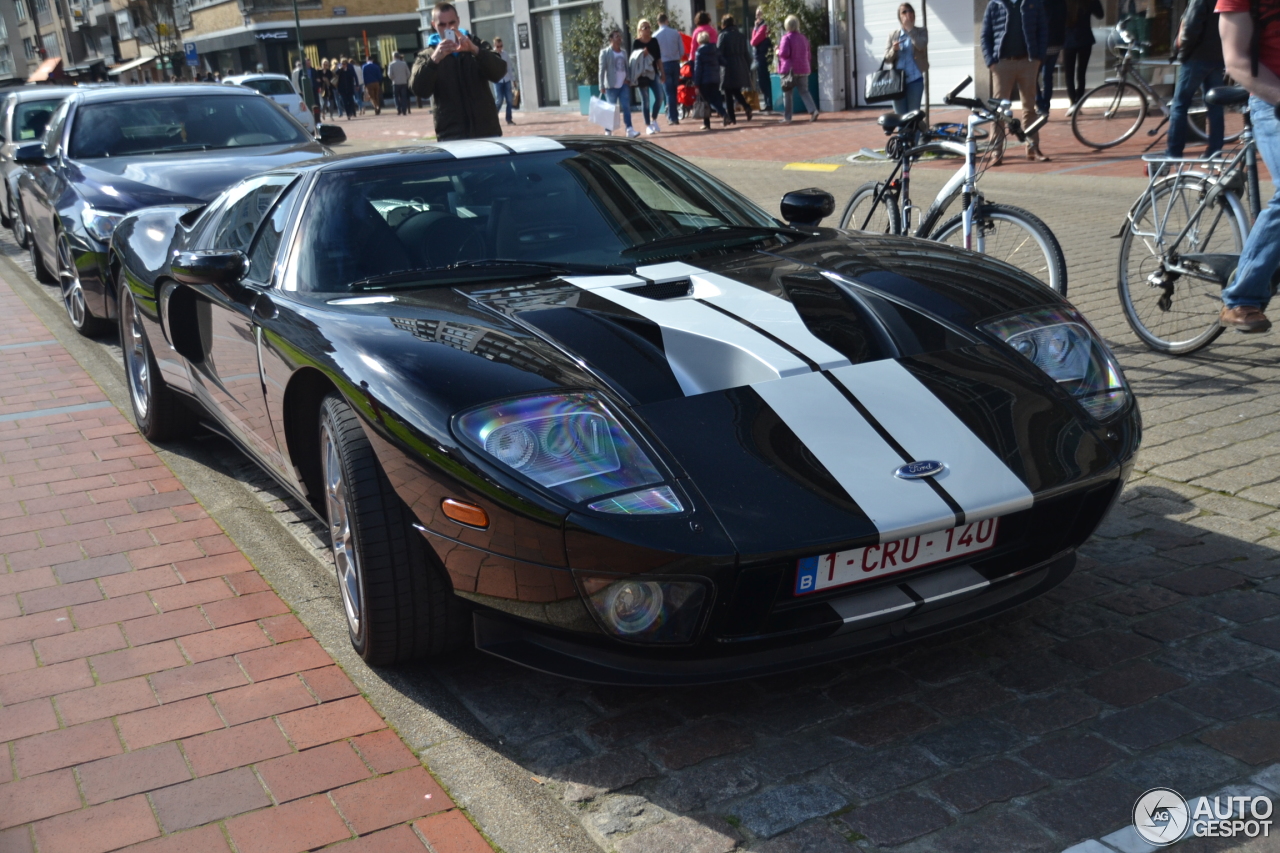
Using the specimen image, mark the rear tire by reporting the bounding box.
[58,229,111,337]
[1117,176,1242,354]
[839,181,902,235]
[120,286,198,441]
[930,203,1069,296]
[319,392,469,665]
[30,231,55,284]
[1072,81,1148,149]
[9,192,26,248]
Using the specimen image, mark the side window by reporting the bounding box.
[209,174,295,256]
[42,101,69,158]
[245,179,301,284]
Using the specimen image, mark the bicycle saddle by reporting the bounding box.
[878,109,925,133]
[1205,86,1248,107]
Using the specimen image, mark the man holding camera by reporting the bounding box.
[410,1,508,140]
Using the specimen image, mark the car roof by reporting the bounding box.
[7,86,79,103]
[69,84,261,104]
[292,137,610,174]
[225,74,292,82]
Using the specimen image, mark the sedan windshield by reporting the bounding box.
[68,96,310,158]
[243,79,297,97]
[294,143,791,292]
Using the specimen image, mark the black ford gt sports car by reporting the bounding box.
[111,138,1140,685]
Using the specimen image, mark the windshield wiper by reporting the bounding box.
[621,224,808,258]
[349,259,633,290]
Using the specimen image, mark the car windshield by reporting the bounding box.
[68,95,310,158]
[294,144,789,292]
[244,79,296,97]
[13,99,63,141]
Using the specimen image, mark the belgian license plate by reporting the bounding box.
[795,518,1000,596]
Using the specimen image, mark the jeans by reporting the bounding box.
[755,52,772,111]
[637,76,663,124]
[494,79,514,122]
[393,83,410,115]
[1061,45,1092,104]
[663,60,681,121]
[783,74,816,120]
[1037,49,1059,114]
[892,77,924,116]
[605,85,633,129]
[1165,60,1224,158]
[1222,95,1280,309]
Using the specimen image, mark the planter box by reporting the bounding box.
[578,84,599,115]
[770,72,821,112]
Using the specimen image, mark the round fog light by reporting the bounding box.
[602,580,664,634]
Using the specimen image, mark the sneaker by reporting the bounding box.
[1219,305,1272,333]
[645,123,655,135]
[605,129,613,136]
[626,127,640,138]
[651,121,660,133]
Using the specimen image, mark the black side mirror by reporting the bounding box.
[316,123,346,145]
[781,188,835,227]
[14,142,48,165]
[172,250,248,298]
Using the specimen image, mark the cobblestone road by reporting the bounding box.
[6,157,1280,853]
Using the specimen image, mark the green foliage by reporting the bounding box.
[631,0,683,35]
[757,0,827,71]
[562,4,621,85]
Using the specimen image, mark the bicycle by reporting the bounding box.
[1071,19,1245,151]
[1117,86,1277,354]
[840,77,1069,295]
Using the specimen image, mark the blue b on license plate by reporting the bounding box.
[794,518,999,596]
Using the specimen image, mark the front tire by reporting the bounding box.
[57,230,111,337]
[839,181,902,235]
[29,230,55,284]
[120,286,196,441]
[1072,81,1148,149]
[930,203,1069,296]
[9,192,27,248]
[318,392,468,665]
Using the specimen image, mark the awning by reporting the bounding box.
[107,55,156,76]
[27,57,62,83]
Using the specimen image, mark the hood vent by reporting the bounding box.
[622,278,693,300]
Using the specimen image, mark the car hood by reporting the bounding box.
[325,232,1129,558]
[71,142,325,209]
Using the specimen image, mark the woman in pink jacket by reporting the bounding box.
[776,15,818,122]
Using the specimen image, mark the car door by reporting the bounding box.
[21,100,70,262]
[187,173,298,468]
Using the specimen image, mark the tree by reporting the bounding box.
[757,0,826,72]
[562,4,619,85]
[126,0,188,76]
[631,0,682,35]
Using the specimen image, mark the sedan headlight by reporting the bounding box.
[981,306,1130,420]
[81,206,126,244]
[577,573,709,643]
[454,391,683,512]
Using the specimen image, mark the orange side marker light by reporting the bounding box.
[441,498,489,529]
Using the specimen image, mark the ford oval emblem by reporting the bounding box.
[895,460,946,479]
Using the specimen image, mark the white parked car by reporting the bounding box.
[223,73,315,133]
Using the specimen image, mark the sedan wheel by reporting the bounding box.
[9,193,27,248]
[119,287,194,441]
[29,230,55,284]
[57,231,110,336]
[317,392,468,664]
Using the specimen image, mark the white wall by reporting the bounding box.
[851,0,976,107]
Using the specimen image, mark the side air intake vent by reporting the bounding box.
[622,279,693,300]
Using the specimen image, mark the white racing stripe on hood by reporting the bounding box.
[563,263,848,395]
[753,371,957,541]
[830,360,1034,520]
[432,140,511,159]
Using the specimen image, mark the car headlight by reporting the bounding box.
[454,391,682,511]
[81,207,126,244]
[576,573,709,643]
[981,306,1130,420]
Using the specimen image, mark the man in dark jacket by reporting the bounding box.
[981,0,1051,162]
[1164,0,1224,158]
[409,1,508,140]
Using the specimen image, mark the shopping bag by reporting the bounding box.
[864,60,905,103]
[744,89,761,110]
[588,95,621,131]
[690,94,710,119]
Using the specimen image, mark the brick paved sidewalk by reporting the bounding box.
[0,275,491,852]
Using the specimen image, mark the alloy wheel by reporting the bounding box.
[321,422,363,638]
[122,291,151,420]
[57,233,88,328]
[11,196,26,247]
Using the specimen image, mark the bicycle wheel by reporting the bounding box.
[1118,176,1245,354]
[1188,102,1246,145]
[916,184,963,238]
[930,203,1069,296]
[1072,81,1148,149]
[840,180,902,235]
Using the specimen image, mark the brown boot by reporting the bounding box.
[1026,143,1051,162]
[1219,305,1272,333]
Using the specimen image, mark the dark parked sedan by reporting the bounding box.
[12,84,342,337]
[109,138,1140,684]
[2,85,77,236]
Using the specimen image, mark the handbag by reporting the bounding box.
[511,83,521,108]
[865,58,905,103]
[691,94,710,119]
[780,72,797,92]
